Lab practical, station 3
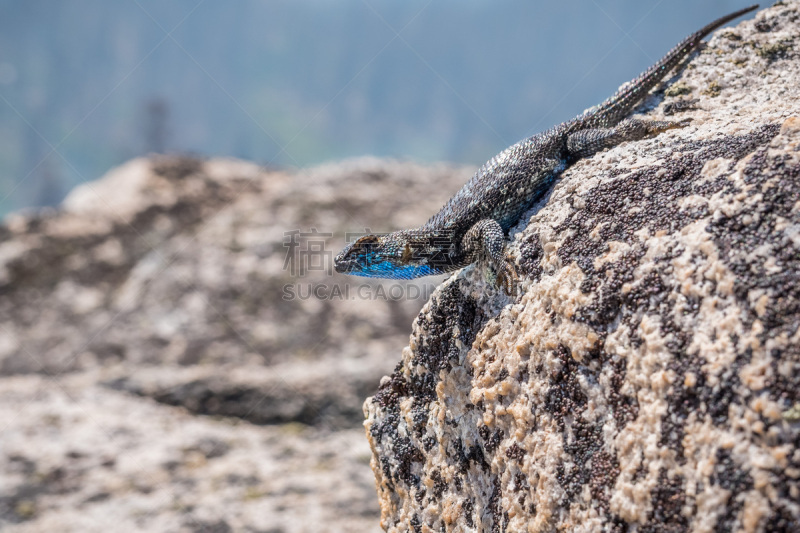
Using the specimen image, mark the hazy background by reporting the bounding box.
[0,0,757,216]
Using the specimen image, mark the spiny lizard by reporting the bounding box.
[334,6,758,293]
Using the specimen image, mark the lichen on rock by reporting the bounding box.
[364,4,800,532]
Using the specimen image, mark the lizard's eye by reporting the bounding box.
[354,235,380,248]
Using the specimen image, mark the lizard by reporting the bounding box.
[334,5,759,294]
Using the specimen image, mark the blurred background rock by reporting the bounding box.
[0,155,466,532]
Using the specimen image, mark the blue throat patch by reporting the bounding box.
[350,261,437,280]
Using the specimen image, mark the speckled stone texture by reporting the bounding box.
[364,4,800,532]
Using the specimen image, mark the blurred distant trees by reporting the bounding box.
[144,97,170,154]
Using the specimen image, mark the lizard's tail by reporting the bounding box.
[582,4,759,129]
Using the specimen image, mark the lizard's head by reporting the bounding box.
[334,231,453,280]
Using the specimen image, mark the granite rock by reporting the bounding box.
[364,4,800,532]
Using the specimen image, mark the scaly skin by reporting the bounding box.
[334,6,758,293]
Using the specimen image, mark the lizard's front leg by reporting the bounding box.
[463,219,517,294]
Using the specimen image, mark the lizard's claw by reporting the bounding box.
[495,258,519,297]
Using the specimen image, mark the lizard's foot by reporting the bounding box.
[645,117,692,133]
[494,257,519,297]
[463,218,519,295]
[663,99,698,116]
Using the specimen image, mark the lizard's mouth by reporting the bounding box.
[334,245,371,274]
[334,256,358,274]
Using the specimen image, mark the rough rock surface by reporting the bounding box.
[0,153,471,532]
[365,4,800,532]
